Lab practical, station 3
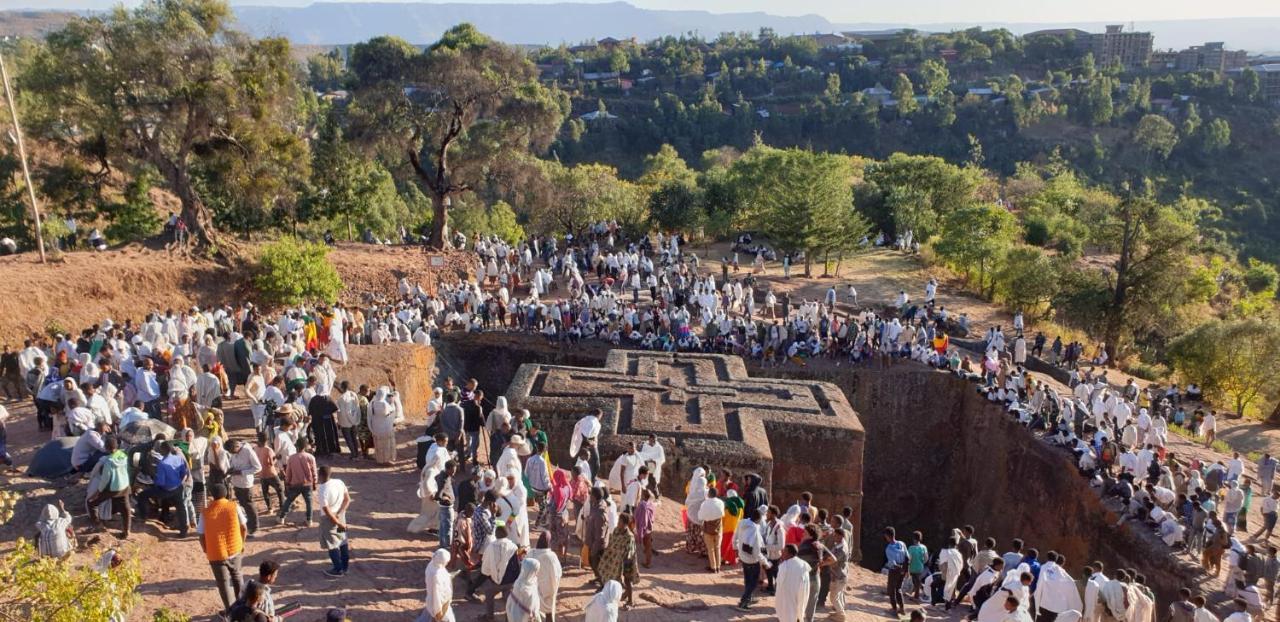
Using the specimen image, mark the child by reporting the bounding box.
[635,489,656,568]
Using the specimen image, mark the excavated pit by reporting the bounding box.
[436,333,1197,598]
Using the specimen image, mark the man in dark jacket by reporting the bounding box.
[742,473,769,520]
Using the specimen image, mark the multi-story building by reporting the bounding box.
[1173,42,1249,72]
[1089,25,1154,70]
[1254,64,1280,104]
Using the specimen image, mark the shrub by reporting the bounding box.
[253,238,343,307]
[0,539,142,621]
[152,608,192,622]
[1023,214,1050,246]
[103,173,162,244]
[1124,361,1168,382]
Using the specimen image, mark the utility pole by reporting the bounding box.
[0,46,46,263]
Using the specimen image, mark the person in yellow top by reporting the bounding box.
[722,489,745,566]
[199,483,248,615]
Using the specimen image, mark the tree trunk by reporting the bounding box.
[804,253,813,278]
[428,192,449,250]
[1266,401,1280,426]
[165,163,224,253]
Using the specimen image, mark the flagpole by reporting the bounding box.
[0,45,46,263]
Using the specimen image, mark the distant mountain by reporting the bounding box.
[2,3,1277,54]
[233,1,831,45]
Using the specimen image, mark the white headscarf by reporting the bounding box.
[684,467,707,522]
[584,580,623,622]
[423,549,455,622]
[505,558,542,622]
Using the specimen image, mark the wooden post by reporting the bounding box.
[0,47,45,263]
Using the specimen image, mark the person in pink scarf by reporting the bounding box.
[547,468,575,559]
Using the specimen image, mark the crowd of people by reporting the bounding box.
[3,221,1271,622]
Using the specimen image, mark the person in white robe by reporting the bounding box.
[569,413,602,464]
[195,367,221,410]
[1193,602,1220,622]
[638,434,666,484]
[607,444,641,493]
[939,538,965,604]
[505,558,542,622]
[526,536,562,622]
[486,397,512,431]
[312,356,337,398]
[168,357,198,400]
[391,385,407,424]
[498,474,531,547]
[1035,558,1084,620]
[1002,595,1035,622]
[409,435,451,533]
[369,387,398,464]
[479,527,519,592]
[980,573,1032,622]
[584,580,623,622]
[1099,577,1130,622]
[1125,582,1154,622]
[497,437,525,481]
[325,311,348,364]
[418,549,455,622]
[775,546,811,622]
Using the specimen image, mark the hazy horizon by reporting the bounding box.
[8,0,1280,26]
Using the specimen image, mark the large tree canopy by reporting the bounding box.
[729,146,868,276]
[22,0,307,253]
[347,24,568,248]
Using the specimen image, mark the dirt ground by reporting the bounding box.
[0,242,469,346]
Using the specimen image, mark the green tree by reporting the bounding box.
[1168,318,1280,417]
[1080,52,1096,81]
[523,160,646,237]
[608,48,630,74]
[0,539,143,621]
[993,246,1061,314]
[824,73,842,101]
[254,238,344,306]
[648,182,705,233]
[307,48,346,92]
[859,153,985,241]
[1095,196,1200,359]
[23,0,308,252]
[892,73,917,114]
[101,171,162,244]
[305,118,408,240]
[1202,118,1232,154]
[1181,102,1202,137]
[1132,114,1178,163]
[348,24,567,248]
[730,146,865,276]
[1239,67,1261,103]
[933,203,1018,297]
[918,59,950,99]
[1243,258,1279,294]
[1079,77,1113,126]
[450,200,525,244]
[638,144,697,188]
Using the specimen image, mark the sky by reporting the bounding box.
[7,0,1280,24]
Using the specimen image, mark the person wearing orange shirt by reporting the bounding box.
[199,482,248,615]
